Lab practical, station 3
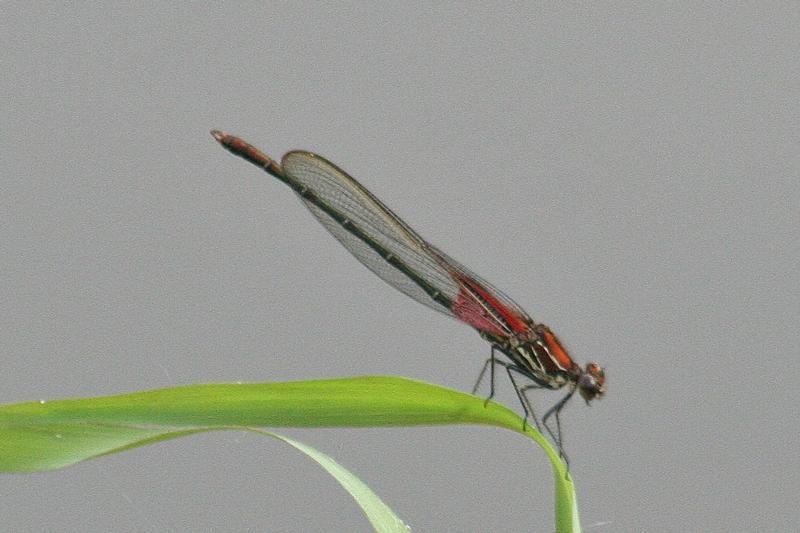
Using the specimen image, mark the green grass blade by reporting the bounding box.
[249,429,409,533]
[0,376,579,531]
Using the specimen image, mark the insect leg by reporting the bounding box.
[471,345,502,406]
[542,388,577,466]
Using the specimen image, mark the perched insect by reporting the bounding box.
[211,130,605,459]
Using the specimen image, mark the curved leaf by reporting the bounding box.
[0,376,579,531]
[250,429,409,533]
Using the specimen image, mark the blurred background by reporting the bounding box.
[2,3,798,531]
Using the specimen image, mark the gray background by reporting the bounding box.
[2,3,798,532]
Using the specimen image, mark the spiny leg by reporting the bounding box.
[504,366,544,432]
[472,347,545,433]
[471,348,530,425]
[472,345,502,405]
[517,382,550,434]
[542,388,577,466]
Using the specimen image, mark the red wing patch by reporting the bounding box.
[452,289,508,336]
[451,275,530,336]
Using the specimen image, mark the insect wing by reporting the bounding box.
[281,151,533,337]
[435,248,534,336]
[282,151,461,317]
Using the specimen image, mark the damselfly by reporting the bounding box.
[211,130,605,460]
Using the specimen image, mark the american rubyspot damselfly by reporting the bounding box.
[210,130,605,460]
